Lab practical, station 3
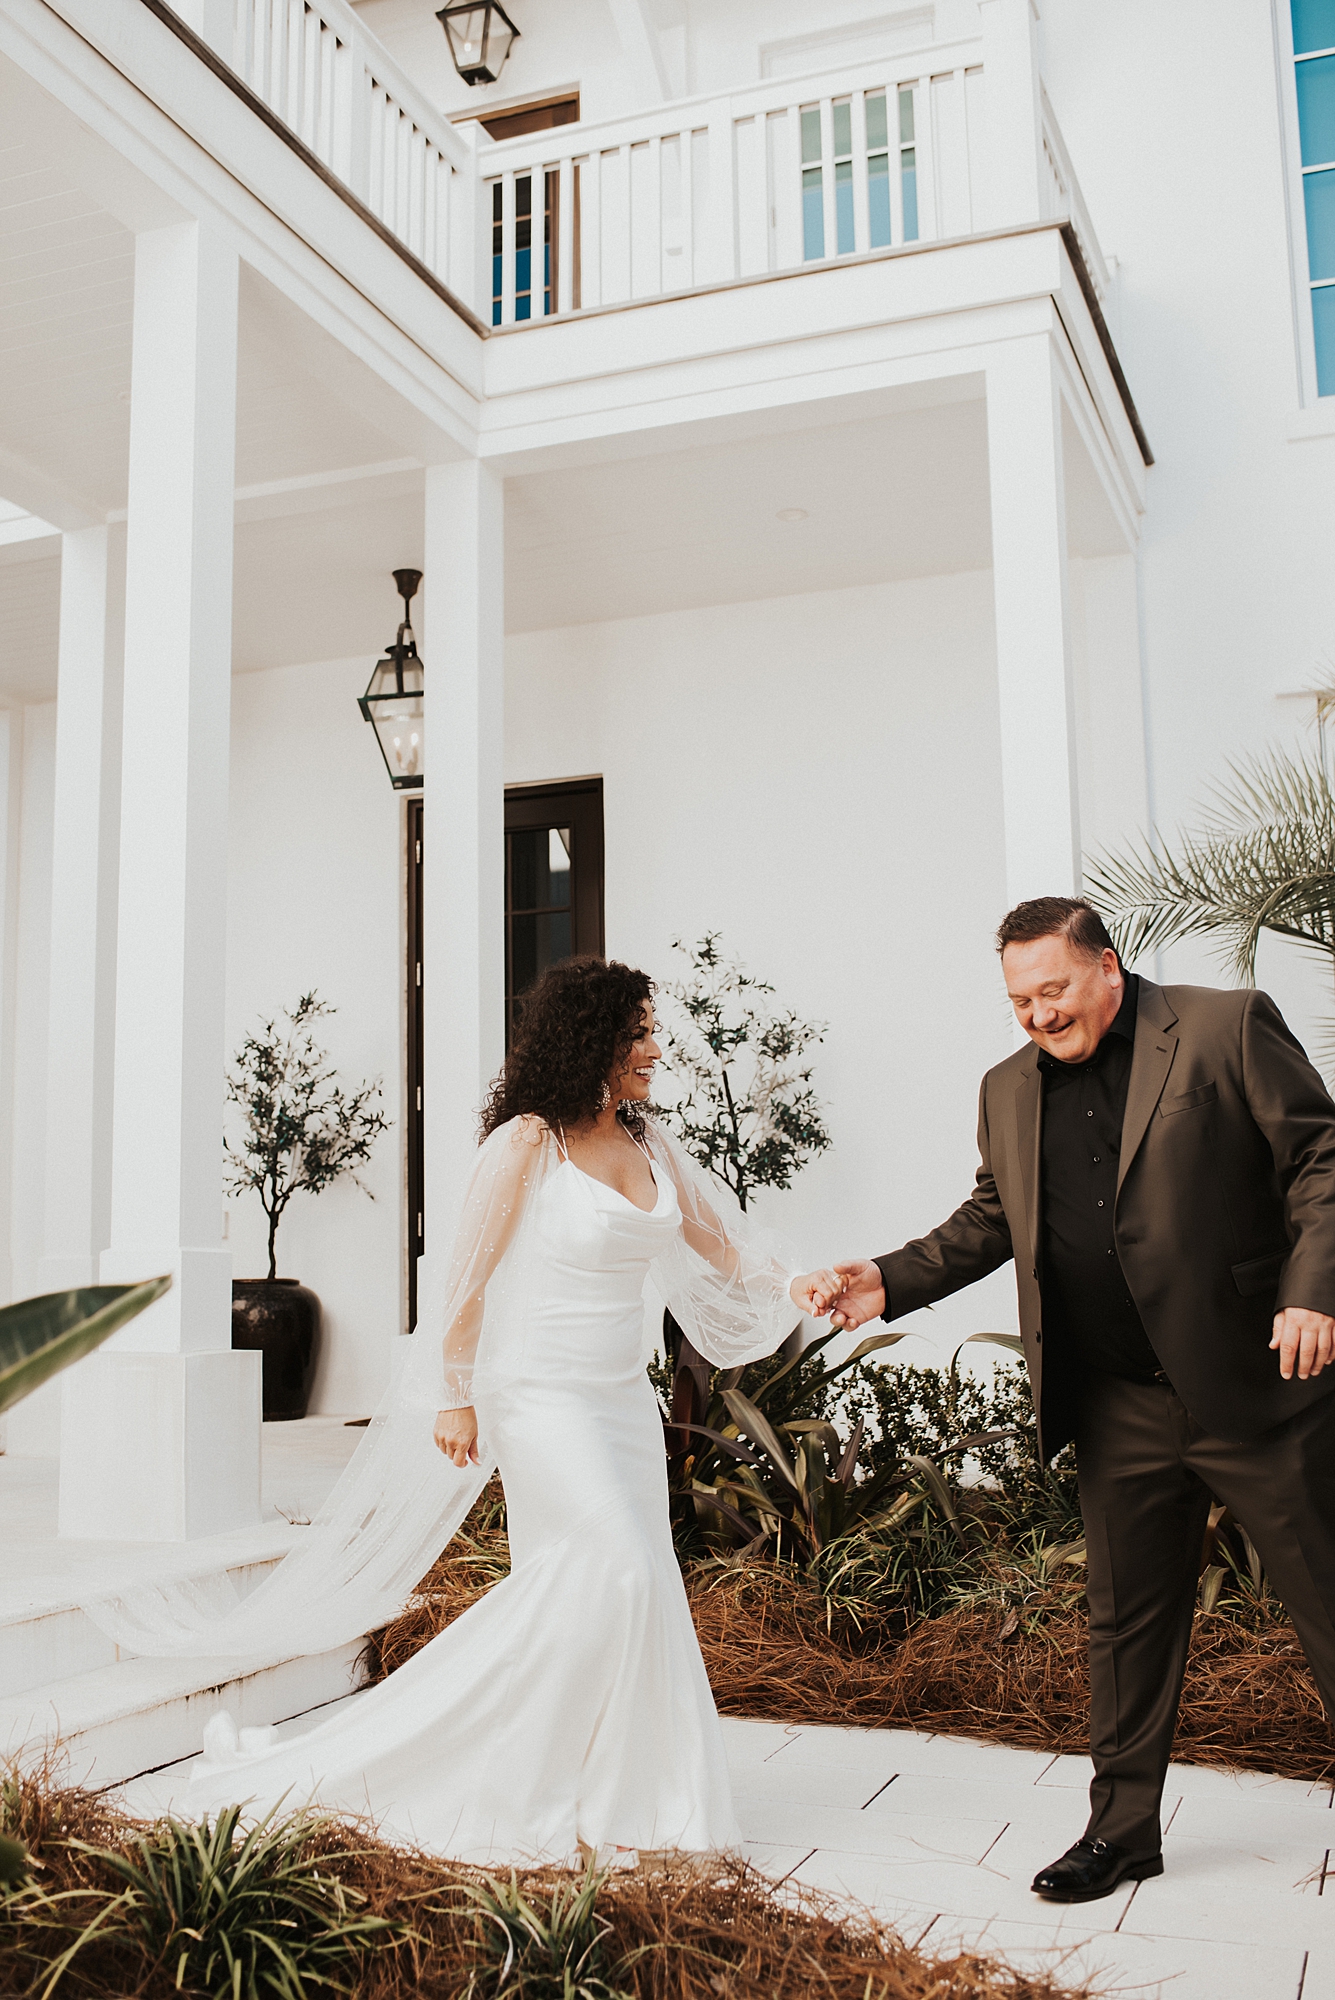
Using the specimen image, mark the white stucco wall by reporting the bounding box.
[504,566,1021,1366]
[1041,0,1335,1053]
[226,658,407,1418]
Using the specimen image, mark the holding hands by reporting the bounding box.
[790,1260,886,1331]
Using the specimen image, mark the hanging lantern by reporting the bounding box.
[437,2,520,85]
[359,569,424,791]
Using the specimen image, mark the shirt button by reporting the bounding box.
[1086,1111,1094,1118]
[1093,1155,1101,1163]
[1097,1199,1105,1207]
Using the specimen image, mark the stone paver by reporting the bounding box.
[723,1716,1334,2000]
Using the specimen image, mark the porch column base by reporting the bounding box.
[57,1349,261,1542]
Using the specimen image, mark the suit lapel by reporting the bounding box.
[1012,1052,1042,1271]
[1117,979,1179,1198]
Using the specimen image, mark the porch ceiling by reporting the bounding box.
[504,399,994,632]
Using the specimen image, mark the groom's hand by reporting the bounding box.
[1271,1306,1335,1380]
[791,1261,886,1330]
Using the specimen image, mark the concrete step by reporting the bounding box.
[1,1637,365,1790]
[0,1532,296,1698]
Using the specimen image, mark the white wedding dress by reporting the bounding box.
[115,1117,798,1863]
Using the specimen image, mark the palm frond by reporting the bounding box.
[1085,744,1335,985]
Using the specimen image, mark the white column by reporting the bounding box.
[986,334,1079,906]
[41,524,122,1294]
[416,461,505,1316]
[977,0,1044,230]
[59,221,260,1542]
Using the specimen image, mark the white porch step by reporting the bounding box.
[0,1536,295,1699]
[0,1637,365,1790]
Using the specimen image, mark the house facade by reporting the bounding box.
[0,0,1332,1544]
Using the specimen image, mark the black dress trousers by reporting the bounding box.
[1074,1373,1335,1853]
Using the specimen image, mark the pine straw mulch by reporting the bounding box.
[0,1772,1091,2000]
[365,1524,1335,1786]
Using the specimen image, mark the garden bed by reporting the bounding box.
[0,1768,1090,2000]
[364,1479,1335,1787]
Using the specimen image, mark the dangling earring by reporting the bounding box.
[598,1081,612,1112]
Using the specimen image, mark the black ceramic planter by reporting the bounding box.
[231,1278,321,1421]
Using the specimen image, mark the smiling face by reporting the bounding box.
[1002,934,1124,1064]
[612,1001,661,1103]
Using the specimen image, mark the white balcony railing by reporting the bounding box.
[476,41,988,326]
[215,4,1107,333]
[228,0,472,285]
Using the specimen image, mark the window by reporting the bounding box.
[801,87,919,264]
[1291,0,1335,394]
[402,780,604,1330]
[504,780,604,1041]
[491,170,560,324]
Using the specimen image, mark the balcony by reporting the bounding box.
[87,1,1115,372]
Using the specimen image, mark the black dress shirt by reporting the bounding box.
[1038,974,1161,1382]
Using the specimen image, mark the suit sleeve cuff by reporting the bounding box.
[873,1255,895,1321]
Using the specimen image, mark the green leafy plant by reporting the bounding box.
[59,1805,407,2000]
[226,993,391,1280]
[656,1326,1024,1570]
[448,1866,632,1999]
[0,1276,170,1416]
[656,934,831,1213]
[1085,742,1335,995]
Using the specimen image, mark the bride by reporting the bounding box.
[141,956,807,1864]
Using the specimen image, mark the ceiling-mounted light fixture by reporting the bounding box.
[436,1,520,85]
[359,569,424,790]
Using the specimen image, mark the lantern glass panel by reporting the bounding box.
[360,651,425,790]
[440,2,517,84]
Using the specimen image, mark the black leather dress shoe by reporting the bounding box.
[1031,1837,1164,1902]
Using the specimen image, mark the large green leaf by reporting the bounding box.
[0,1277,172,1416]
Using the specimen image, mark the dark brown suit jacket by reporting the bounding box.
[875,980,1335,1459]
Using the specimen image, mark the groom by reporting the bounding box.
[795,897,1335,1902]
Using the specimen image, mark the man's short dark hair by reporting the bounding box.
[996,896,1117,962]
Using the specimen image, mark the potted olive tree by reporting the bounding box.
[226,993,390,1420]
[654,933,832,1448]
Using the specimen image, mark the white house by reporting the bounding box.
[0,0,1332,1594]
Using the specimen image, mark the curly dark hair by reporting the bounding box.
[480,957,656,1140]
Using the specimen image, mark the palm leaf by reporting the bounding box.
[1086,745,1335,984]
[0,1277,172,1415]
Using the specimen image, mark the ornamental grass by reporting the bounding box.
[0,1767,1093,2000]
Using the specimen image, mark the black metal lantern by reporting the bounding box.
[436,1,520,85]
[359,569,424,790]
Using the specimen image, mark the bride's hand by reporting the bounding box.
[791,1269,849,1316]
[790,1262,886,1330]
[434,1407,480,1467]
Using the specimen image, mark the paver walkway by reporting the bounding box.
[725,1715,1335,1999]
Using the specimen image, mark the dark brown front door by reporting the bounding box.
[404,779,604,1330]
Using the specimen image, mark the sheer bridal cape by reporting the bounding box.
[82,1117,800,1670]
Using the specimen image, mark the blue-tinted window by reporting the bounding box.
[899,89,919,242]
[802,167,824,259]
[801,108,824,261]
[1313,284,1335,393]
[1293,3,1335,391]
[1305,167,1335,277]
[1298,52,1335,163]
[1294,0,1335,53]
[868,151,891,247]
